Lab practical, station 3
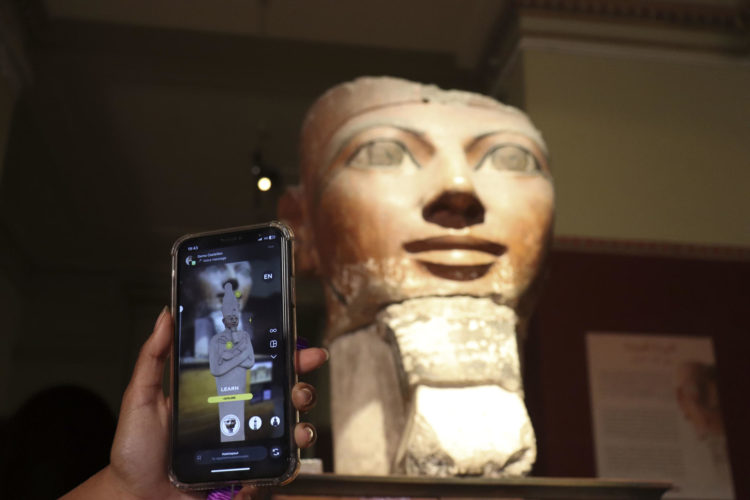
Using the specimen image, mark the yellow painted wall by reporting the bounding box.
[522,46,750,247]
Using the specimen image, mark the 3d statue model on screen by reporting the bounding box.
[208,282,255,442]
[280,77,555,476]
[194,261,254,358]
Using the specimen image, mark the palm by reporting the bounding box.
[111,388,200,499]
[107,312,203,499]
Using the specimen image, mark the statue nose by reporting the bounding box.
[422,190,485,229]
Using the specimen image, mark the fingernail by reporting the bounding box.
[305,425,316,443]
[154,306,169,329]
[321,347,330,361]
[300,387,314,405]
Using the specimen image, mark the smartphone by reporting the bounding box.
[169,222,298,489]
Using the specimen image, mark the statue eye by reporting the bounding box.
[481,145,539,174]
[347,140,407,168]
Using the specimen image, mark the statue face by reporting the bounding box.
[304,102,554,331]
[223,314,240,330]
[197,262,253,313]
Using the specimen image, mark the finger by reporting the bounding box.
[295,347,329,375]
[292,382,317,412]
[127,307,172,400]
[294,423,317,449]
[233,485,259,500]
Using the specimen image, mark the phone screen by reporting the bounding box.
[171,224,296,486]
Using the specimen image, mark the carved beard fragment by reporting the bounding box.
[329,296,536,476]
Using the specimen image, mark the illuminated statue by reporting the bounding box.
[209,282,255,442]
[281,77,554,476]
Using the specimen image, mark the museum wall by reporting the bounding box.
[496,34,750,498]
[521,45,750,247]
[515,43,750,491]
[0,266,21,416]
[0,61,20,417]
[0,272,132,414]
[524,251,749,487]
[0,77,15,180]
[487,28,749,497]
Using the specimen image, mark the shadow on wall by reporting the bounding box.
[0,385,116,499]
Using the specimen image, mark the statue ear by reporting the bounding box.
[278,185,319,276]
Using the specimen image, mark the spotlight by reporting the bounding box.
[251,151,279,193]
[257,176,272,192]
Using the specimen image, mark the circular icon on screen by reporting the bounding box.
[220,414,240,437]
[248,415,262,430]
[270,415,281,427]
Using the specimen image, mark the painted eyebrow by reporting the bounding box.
[393,126,427,140]
[463,131,501,152]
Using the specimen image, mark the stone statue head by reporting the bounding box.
[221,282,240,330]
[281,76,555,339]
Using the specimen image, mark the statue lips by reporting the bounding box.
[403,236,506,281]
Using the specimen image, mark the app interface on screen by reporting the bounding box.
[175,230,289,479]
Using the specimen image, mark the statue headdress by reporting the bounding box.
[221,282,240,319]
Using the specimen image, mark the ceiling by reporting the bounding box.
[44,0,505,69]
[0,0,508,283]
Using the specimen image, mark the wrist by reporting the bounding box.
[60,465,140,500]
[100,465,142,500]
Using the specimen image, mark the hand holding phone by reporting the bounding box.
[61,222,325,498]
[61,311,327,499]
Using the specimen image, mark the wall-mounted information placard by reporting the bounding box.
[587,332,734,499]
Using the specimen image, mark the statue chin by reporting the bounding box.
[329,296,536,476]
